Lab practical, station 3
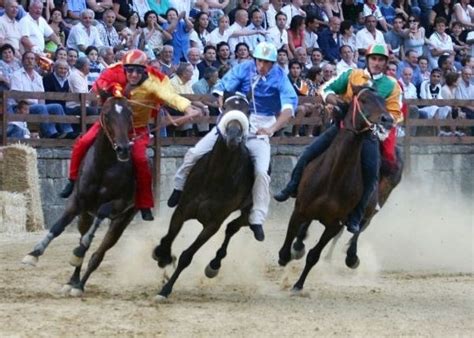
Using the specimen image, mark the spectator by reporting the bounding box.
[7,100,30,139]
[47,8,70,52]
[158,44,175,77]
[244,8,270,52]
[85,46,104,88]
[340,20,357,61]
[113,0,133,30]
[418,68,451,120]
[66,0,86,23]
[384,16,405,59]
[214,41,231,68]
[98,46,114,66]
[438,54,457,79]
[66,48,78,68]
[0,0,26,20]
[287,15,306,57]
[66,9,103,52]
[192,66,219,135]
[304,15,319,54]
[401,15,426,60]
[450,21,470,64]
[232,41,252,65]
[201,0,230,31]
[42,59,70,111]
[455,66,474,126]
[324,0,344,20]
[197,45,217,79]
[54,47,68,62]
[317,16,341,63]
[208,13,231,46]
[132,0,152,21]
[288,60,309,96]
[438,71,460,135]
[310,47,325,68]
[306,65,322,93]
[355,15,384,67]
[169,62,194,135]
[336,45,356,74]
[397,49,423,87]
[267,0,283,29]
[419,56,431,82]
[11,51,74,138]
[362,0,388,31]
[187,47,201,85]
[0,43,21,88]
[428,17,455,69]
[281,0,306,28]
[453,0,474,30]
[97,8,121,48]
[86,0,114,22]
[19,0,63,54]
[268,11,289,53]
[393,0,421,22]
[67,56,97,116]
[228,8,265,54]
[429,0,454,29]
[142,10,171,57]
[321,62,335,83]
[190,11,211,53]
[399,67,417,98]
[228,0,254,25]
[379,0,396,26]
[341,0,363,26]
[277,47,289,74]
[0,0,21,53]
[126,11,143,49]
[163,8,193,65]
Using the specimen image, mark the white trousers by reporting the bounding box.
[174,126,271,225]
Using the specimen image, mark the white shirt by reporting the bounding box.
[18,14,53,54]
[0,15,21,51]
[400,79,417,99]
[336,59,357,75]
[189,29,210,54]
[304,30,319,50]
[243,23,269,52]
[267,26,288,50]
[419,80,443,99]
[67,22,103,50]
[10,68,44,104]
[455,80,474,100]
[428,32,454,68]
[363,4,384,21]
[67,68,88,108]
[228,22,247,55]
[355,28,385,55]
[266,4,278,29]
[208,27,231,46]
[281,4,306,29]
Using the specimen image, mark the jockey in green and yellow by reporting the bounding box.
[275,43,402,234]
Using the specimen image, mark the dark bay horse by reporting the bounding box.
[278,86,396,292]
[22,97,137,296]
[152,95,254,300]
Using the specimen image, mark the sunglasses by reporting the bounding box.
[124,65,145,74]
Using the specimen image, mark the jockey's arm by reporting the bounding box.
[385,79,403,123]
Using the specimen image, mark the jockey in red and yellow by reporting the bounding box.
[60,49,200,221]
[275,43,402,234]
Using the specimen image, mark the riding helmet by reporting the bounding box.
[122,49,148,68]
[252,42,277,62]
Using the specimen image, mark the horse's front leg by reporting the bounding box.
[152,209,186,268]
[292,221,312,260]
[345,232,361,269]
[278,211,308,267]
[205,209,250,278]
[69,208,136,297]
[22,201,79,266]
[155,222,221,301]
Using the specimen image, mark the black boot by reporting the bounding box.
[140,208,154,221]
[249,224,265,242]
[167,189,182,208]
[273,187,297,202]
[345,220,360,234]
[59,179,75,198]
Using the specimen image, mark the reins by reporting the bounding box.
[341,88,375,135]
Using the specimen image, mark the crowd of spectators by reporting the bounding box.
[0,0,473,138]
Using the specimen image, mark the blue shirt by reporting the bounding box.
[162,19,190,65]
[213,60,298,117]
[0,4,26,20]
[397,60,422,87]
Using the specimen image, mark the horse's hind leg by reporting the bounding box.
[152,209,186,268]
[292,221,311,260]
[345,232,361,269]
[278,211,308,267]
[70,208,136,296]
[293,223,343,292]
[206,209,250,278]
[324,225,344,261]
[22,203,79,266]
[156,223,221,300]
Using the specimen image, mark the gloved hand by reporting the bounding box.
[110,83,124,98]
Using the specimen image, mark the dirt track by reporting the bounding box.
[1,206,473,337]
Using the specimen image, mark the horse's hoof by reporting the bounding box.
[60,284,73,295]
[69,288,84,297]
[154,294,169,303]
[21,254,38,266]
[290,287,310,298]
[69,254,83,267]
[205,264,219,278]
[291,246,305,260]
[345,255,360,269]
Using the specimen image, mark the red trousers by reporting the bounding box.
[69,121,153,209]
[380,127,397,169]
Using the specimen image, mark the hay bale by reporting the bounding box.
[0,191,27,233]
[1,144,44,231]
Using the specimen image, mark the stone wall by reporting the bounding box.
[36,144,474,228]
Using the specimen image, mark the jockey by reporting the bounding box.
[274,43,402,234]
[167,42,298,242]
[59,49,200,221]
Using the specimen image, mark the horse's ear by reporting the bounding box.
[97,89,113,102]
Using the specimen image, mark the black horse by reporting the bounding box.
[22,97,137,297]
[278,86,397,292]
[152,95,254,300]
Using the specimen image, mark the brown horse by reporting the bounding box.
[22,97,137,296]
[277,86,396,292]
[152,95,254,300]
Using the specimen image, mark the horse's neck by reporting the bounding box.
[208,136,245,173]
[329,129,364,163]
[92,130,116,163]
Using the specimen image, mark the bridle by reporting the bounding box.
[344,87,376,134]
[99,99,135,151]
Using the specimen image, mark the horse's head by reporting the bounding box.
[100,96,134,162]
[217,94,250,150]
[347,85,394,137]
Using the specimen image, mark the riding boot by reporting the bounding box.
[274,125,339,202]
[167,189,182,208]
[59,179,75,198]
[140,208,154,221]
[249,224,265,241]
[346,135,380,234]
